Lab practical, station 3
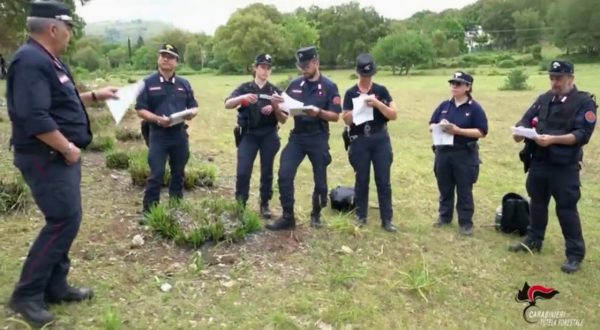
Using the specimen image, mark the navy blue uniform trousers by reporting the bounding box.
[348,131,393,222]
[12,152,82,301]
[236,128,280,205]
[143,129,189,211]
[434,148,479,227]
[278,132,331,211]
[526,162,585,261]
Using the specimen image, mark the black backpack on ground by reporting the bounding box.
[329,186,355,212]
[495,192,529,236]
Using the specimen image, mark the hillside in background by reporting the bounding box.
[84,19,177,42]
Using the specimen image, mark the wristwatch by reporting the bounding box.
[91,91,98,102]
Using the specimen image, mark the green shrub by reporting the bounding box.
[145,198,261,248]
[349,73,358,80]
[531,45,542,60]
[184,164,217,189]
[0,175,29,214]
[87,136,115,152]
[495,54,514,63]
[105,151,130,169]
[500,69,531,91]
[89,111,115,133]
[128,150,149,186]
[515,55,537,66]
[497,60,516,69]
[115,127,142,142]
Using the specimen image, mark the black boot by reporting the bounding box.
[433,218,451,228]
[46,286,94,304]
[266,211,295,231]
[382,220,397,233]
[355,218,367,228]
[260,204,272,220]
[8,296,55,328]
[459,225,473,236]
[508,237,542,253]
[310,208,322,229]
[561,259,582,274]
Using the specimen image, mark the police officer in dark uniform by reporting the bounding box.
[509,60,597,274]
[224,54,287,218]
[266,46,341,230]
[429,71,488,236]
[6,1,118,326]
[342,54,398,232]
[136,44,199,217]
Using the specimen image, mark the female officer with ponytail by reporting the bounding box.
[429,71,488,236]
[342,53,398,233]
[224,54,287,218]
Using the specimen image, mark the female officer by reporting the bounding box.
[429,71,488,236]
[342,53,398,233]
[224,54,287,218]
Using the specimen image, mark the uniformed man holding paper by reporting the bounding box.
[135,44,199,218]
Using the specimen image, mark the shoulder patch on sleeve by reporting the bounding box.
[585,111,596,123]
[333,96,341,105]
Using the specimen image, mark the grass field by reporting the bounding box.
[1,65,600,329]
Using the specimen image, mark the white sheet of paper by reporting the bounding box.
[169,109,196,126]
[281,92,312,116]
[511,126,539,139]
[105,80,145,125]
[352,94,374,125]
[431,124,454,145]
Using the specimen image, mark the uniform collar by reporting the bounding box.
[300,74,323,89]
[449,96,473,107]
[158,72,176,84]
[552,86,577,103]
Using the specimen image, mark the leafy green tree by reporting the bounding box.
[372,31,434,75]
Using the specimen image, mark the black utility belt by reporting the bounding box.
[13,143,56,154]
[237,125,278,134]
[434,144,470,152]
[349,123,387,137]
[292,124,326,134]
[150,122,187,131]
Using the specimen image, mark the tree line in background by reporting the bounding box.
[1,0,599,75]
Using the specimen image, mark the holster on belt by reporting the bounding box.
[233,126,244,148]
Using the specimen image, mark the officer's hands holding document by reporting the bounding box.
[511,126,539,143]
[439,119,459,135]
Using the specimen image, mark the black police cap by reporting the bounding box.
[356,53,377,76]
[254,53,273,66]
[159,43,179,58]
[448,71,474,85]
[296,46,318,63]
[548,60,574,75]
[29,0,74,26]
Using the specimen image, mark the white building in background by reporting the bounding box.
[464,25,492,53]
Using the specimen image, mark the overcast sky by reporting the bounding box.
[77,0,478,35]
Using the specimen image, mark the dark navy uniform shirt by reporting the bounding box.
[343,82,392,131]
[135,72,198,132]
[517,87,597,146]
[7,38,92,148]
[285,75,341,133]
[429,98,489,145]
[226,80,282,133]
